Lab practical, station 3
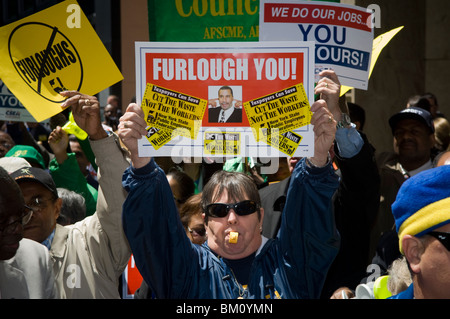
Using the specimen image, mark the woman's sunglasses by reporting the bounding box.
[205,200,259,218]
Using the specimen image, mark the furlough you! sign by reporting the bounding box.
[135,41,316,159]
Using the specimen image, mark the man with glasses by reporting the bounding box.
[119,94,339,298]
[389,165,450,299]
[8,91,131,298]
[0,166,57,298]
[10,167,62,247]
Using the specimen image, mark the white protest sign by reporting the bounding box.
[0,80,37,122]
[260,0,374,90]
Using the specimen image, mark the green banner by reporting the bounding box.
[148,0,260,42]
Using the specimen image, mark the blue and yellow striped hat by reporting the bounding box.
[392,165,450,254]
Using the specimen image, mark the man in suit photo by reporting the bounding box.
[208,86,242,123]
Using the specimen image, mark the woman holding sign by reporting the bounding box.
[118,93,339,298]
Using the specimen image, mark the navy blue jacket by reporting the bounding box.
[122,158,339,299]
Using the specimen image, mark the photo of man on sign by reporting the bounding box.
[207,85,243,123]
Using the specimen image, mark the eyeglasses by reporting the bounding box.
[0,206,33,234]
[27,197,54,213]
[205,200,259,218]
[188,226,206,237]
[428,231,450,251]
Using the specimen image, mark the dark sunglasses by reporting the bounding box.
[428,231,450,251]
[205,200,259,218]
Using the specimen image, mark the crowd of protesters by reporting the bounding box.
[1,70,450,299]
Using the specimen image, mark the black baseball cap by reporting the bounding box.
[10,167,59,199]
[388,106,435,134]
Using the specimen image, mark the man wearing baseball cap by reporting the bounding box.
[10,167,61,246]
[370,106,436,260]
[389,165,450,299]
[7,90,131,299]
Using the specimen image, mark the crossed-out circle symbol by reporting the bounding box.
[8,22,83,103]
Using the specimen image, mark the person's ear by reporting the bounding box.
[402,235,424,274]
[53,197,62,220]
[259,207,264,224]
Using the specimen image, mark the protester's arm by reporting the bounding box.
[306,96,337,166]
[48,126,97,216]
[119,103,198,298]
[48,126,69,164]
[122,159,197,298]
[316,69,378,228]
[278,97,340,299]
[60,91,131,276]
[88,132,131,271]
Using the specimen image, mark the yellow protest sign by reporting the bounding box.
[204,132,241,156]
[0,0,123,122]
[262,130,303,157]
[145,127,174,150]
[141,83,207,141]
[340,26,404,96]
[244,83,312,142]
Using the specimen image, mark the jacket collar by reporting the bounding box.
[50,224,69,259]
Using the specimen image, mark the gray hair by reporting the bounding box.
[387,256,413,295]
[56,188,86,226]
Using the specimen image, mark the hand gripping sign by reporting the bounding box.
[0,0,123,122]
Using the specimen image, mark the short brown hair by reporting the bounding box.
[179,193,202,229]
[201,170,261,222]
